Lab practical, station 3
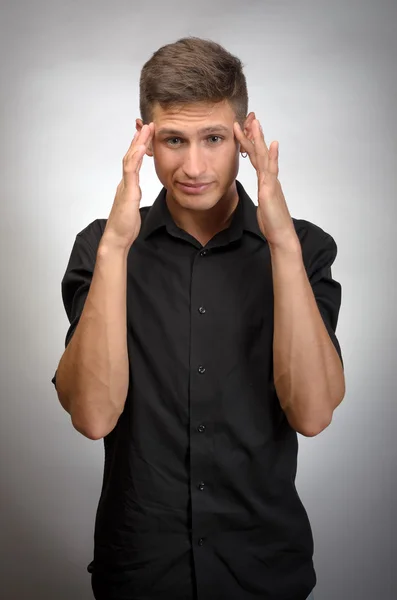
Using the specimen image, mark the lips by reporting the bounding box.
[178,182,211,188]
[176,182,214,194]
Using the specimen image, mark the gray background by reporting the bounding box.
[1,0,396,598]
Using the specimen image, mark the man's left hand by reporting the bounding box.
[234,119,300,252]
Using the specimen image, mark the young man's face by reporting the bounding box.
[142,100,247,211]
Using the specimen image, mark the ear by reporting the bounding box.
[243,112,256,143]
[135,118,154,157]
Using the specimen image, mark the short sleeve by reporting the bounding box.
[300,224,344,369]
[62,234,97,344]
[51,227,101,389]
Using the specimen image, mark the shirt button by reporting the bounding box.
[198,306,206,314]
[200,249,209,257]
[197,424,206,433]
[198,538,205,546]
[198,481,205,491]
[198,365,206,374]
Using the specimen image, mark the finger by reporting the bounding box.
[125,123,154,157]
[252,120,269,173]
[123,123,154,170]
[234,122,253,153]
[234,122,257,167]
[255,120,269,153]
[267,141,279,177]
[141,122,155,145]
[123,144,147,182]
[126,129,140,153]
[134,146,147,174]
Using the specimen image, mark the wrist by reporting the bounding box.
[268,236,302,258]
[98,234,133,257]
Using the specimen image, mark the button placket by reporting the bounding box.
[191,246,213,554]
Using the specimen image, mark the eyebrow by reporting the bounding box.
[156,124,230,136]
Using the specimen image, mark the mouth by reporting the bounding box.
[176,182,214,194]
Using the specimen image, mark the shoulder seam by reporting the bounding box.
[75,219,107,255]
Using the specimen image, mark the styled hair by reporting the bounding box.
[139,36,248,126]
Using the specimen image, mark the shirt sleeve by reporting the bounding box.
[303,227,344,369]
[51,231,98,389]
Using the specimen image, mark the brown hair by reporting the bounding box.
[139,36,249,126]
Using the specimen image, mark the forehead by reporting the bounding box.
[152,100,236,132]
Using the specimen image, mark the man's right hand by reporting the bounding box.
[102,123,155,251]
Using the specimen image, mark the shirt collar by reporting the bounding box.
[141,179,267,244]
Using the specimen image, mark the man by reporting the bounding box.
[52,36,345,600]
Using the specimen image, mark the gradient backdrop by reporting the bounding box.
[1,0,396,598]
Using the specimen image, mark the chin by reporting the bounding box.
[179,191,221,210]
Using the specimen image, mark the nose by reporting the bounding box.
[182,144,207,180]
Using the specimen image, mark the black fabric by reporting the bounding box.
[52,180,343,599]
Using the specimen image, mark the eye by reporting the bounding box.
[166,137,182,146]
[208,135,223,144]
[165,135,224,147]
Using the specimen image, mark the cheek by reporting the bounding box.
[222,140,239,160]
[219,144,240,173]
[152,148,175,176]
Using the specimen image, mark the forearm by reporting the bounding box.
[56,239,130,440]
[270,242,345,437]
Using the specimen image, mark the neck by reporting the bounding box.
[165,181,239,247]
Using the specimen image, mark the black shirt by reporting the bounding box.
[52,180,343,600]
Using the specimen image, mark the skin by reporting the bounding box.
[56,94,344,441]
[136,100,256,246]
[135,100,345,434]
